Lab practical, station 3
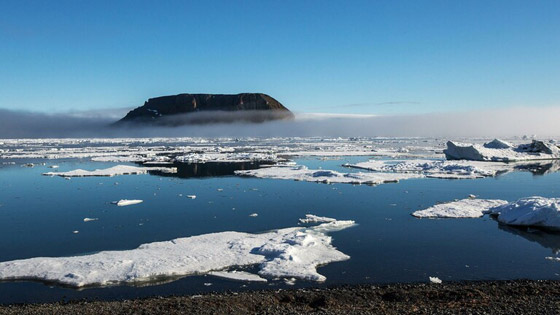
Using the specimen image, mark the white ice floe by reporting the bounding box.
[0,217,355,287]
[429,276,442,284]
[208,270,268,282]
[545,257,560,262]
[346,159,513,179]
[175,152,277,164]
[412,199,509,218]
[83,218,99,222]
[43,165,177,177]
[235,166,422,185]
[249,213,258,217]
[444,139,560,162]
[115,199,143,207]
[299,214,337,224]
[490,197,560,230]
[186,195,197,199]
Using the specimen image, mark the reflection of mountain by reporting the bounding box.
[513,160,560,176]
[498,223,560,254]
[144,161,274,178]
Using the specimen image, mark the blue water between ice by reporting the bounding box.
[0,156,559,304]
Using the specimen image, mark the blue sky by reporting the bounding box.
[1,0,558,115]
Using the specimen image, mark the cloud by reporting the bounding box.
[0,106,559,139]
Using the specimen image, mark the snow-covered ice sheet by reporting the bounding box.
[175,152,278,164]
[0,217,355,287]
[43,165,177,177]
[412,199,509,218]
[346,159,509,179]
[235,166,422,185]
[490,197,560,230]
[444,139,560,162]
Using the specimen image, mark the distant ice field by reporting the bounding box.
[1,137,560,304]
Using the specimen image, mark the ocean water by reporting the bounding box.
[0,155,559,304]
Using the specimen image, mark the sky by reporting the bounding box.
[0,0,559,116]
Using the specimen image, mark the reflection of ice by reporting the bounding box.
[497,224,560,255]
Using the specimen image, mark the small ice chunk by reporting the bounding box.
[83,218,98,222]
[48,165,59,169]
[429,276,442,284]
[299,214,337,224]
[114,199,143,207]
[545,257,560,262]
[249,213,258,217]
[72,230,79,234]
[186,195,197,199]
[208,270,267,282]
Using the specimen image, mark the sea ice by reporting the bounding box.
[299,214,337,224]
[429,276,442,284]
[490,197,560,230]
[115,199,143,207]
[412,199,509,218]
[208,270,267,282]
[444,139,560,162]
[346,159,511,179]
[235,166,422,185]
[0,217,355,287]
[43,165,177,177]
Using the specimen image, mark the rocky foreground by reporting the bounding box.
[2,280,560,314]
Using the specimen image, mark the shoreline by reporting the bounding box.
[1,280,559,314]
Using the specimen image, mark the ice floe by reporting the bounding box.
[299,214,337,224]
[346,158,560,179]
[115,199,143,207]
[412,199,509,218]
[489,197,560,230]
[429,276,442,284]
[43,165,177,177]
[235,165,422,185]
[83,218,99,222]
[175,152,278,164]
[208,270,267,282]
[0,216,355,287]
[444,139,560,162]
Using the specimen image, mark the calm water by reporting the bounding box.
[1,156,559,304]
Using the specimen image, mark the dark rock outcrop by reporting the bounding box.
[116,93,293,125]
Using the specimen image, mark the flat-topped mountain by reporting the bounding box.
[117,93,293,125]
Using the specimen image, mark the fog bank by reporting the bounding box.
[1,107,559,139]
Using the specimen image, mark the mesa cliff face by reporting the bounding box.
[117,93,293,125]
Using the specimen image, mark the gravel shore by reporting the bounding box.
[1,280,559,314]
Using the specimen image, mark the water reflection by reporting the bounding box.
[144,161,275,178]
[498,224,560,254]
[513,161,560,176]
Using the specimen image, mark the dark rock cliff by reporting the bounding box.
[117,93,293,125]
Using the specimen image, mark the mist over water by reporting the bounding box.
[1,107,559,139]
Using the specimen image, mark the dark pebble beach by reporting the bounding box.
[1,280,559,314]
